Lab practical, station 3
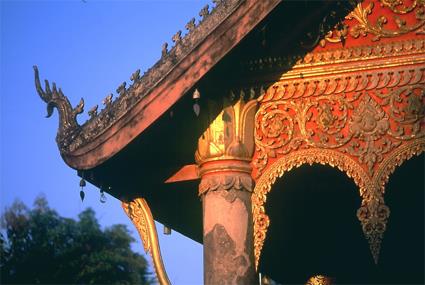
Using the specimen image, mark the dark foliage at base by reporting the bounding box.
[0,196,153,284]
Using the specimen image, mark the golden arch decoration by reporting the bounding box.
[252,140,425,270]
[250,43,425,268]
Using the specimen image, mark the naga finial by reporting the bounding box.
[34,65,84,150]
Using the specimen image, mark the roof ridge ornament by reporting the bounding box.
[34,65,84,150]
[199,5,210,19]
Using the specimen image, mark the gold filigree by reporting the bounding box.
[320,1,425,46]
[122,198,171,285]
[347,1,425,41]
[255,70,425,176]
[252,80,425,268]
[379,0,419,14]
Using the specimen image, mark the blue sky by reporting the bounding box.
[0,1,213,283]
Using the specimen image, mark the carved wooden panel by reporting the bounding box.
[252,0,425,270]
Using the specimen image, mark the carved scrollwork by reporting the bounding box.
[34,66,84,150]
[379,0,419,14]
[252,71,425,267]
[348,1,425,41]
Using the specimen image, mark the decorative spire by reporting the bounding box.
[199,5,210,18]
[185,18,196,32]
[131,69,141,82]
[88,105,98,118]
[161,42,168,57]
[116,82,126,96]
[103,93,113,106]
[34,65,84,149]
[172,30,182,44]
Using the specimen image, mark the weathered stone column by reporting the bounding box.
[196,97,258,285]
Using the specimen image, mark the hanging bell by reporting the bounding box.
[79,177,86,202]
[193,89,201,117]
[100,189,107,203]
[80,190,85,202]
[163,225,172,235]
[79,178,86,188]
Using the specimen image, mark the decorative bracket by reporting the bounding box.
[122,198,171,285]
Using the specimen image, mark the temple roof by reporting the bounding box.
[34,0,367,243]
[35,0,282,170]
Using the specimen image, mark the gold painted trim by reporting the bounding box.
[122,198,171,285]
[280,54,424,81]
[245,39,425,74]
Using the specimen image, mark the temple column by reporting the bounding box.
[196,96,258,285]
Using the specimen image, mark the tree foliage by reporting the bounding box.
[1,196,153,284]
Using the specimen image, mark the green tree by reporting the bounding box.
[1,196,153,284]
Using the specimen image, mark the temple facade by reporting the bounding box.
[36,0,424,284]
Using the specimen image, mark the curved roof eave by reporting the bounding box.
[35,0,282,170]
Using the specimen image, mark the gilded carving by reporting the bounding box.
[122,198,171,285]
[195,97,257,166]
[347,1,425,41]
[320,0,425,47]
[253,76,425,267]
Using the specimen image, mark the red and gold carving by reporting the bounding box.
[253,66,425,266]
[252,17,425,268]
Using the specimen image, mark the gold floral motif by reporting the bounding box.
[345,95,398,175]
[122,198,171,285]
[255,69,425,175]
[320,0,425,46]
[253,79,425,268]
[348,2,425,41]
[379,0,419,14]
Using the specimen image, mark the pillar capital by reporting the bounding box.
[195,97,257,170]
